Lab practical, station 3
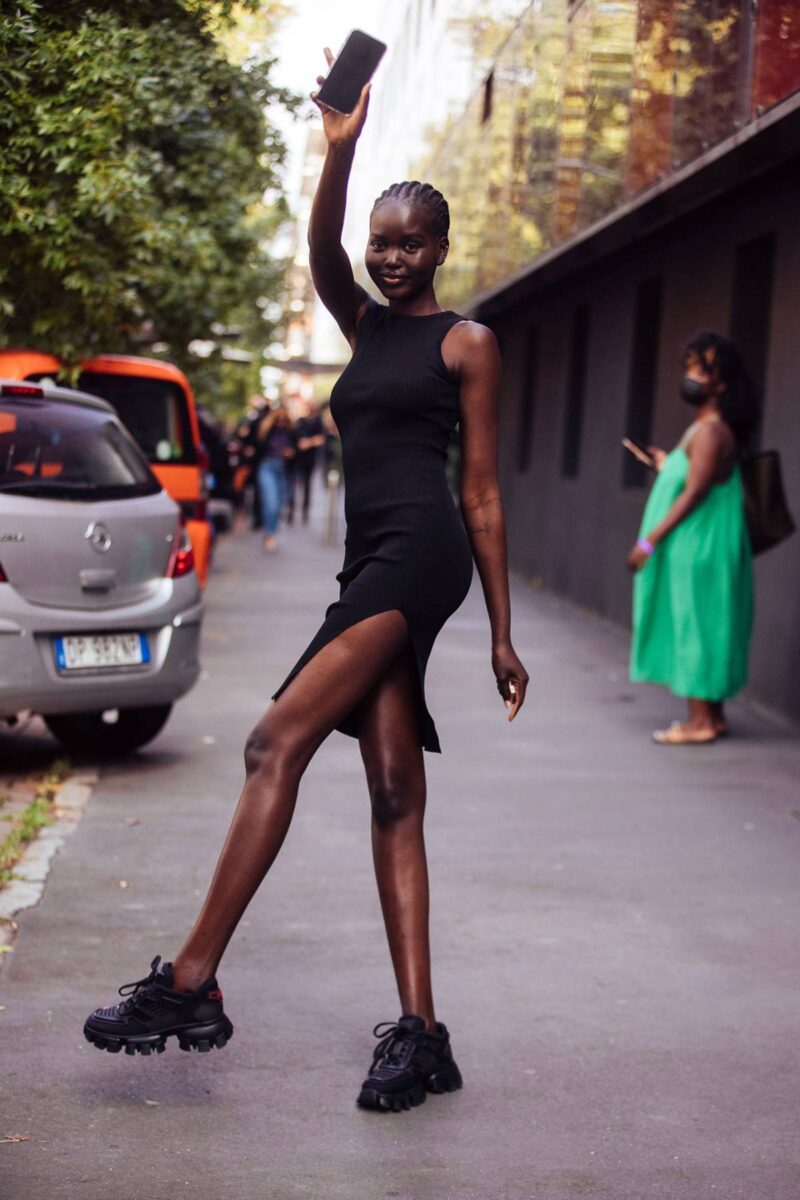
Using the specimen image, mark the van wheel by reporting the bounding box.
[43,705,173,756]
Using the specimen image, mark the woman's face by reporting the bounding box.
[684,356,712,387]
[681,352,722,406]
[365,200,448,302]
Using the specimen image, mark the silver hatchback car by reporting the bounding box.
[0,380,203,754]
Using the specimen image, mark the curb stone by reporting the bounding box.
[0,771,98,961]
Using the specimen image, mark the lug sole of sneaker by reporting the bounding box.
[357,1080,427,1112]
[83,1016,233,1057]
[426,1062,463,1094]
[357,1063,463,1112]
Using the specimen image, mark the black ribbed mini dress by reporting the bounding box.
[271,301,474,752]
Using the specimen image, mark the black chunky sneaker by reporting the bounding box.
[83,956,233,1056]
[357,1015,463,1112]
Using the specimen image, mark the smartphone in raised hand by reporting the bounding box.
[316,30,387,115]
[622,437,656,469]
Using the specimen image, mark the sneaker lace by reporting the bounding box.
[370,1021,423,1071]
[117,955,162,1015]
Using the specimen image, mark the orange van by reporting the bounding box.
[0,350,211,585]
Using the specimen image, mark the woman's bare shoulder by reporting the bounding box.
[442,319,499,374]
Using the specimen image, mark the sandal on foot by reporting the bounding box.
[652,721,718,745]
[83,956,233,1056]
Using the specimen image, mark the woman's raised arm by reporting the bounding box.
[309,50,373,346]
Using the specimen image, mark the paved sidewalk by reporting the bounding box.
[1,513,799,1200]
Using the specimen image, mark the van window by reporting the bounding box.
[0,398,161,500]
[26,371,197,466]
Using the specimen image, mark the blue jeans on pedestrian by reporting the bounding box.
[257,458,288,535]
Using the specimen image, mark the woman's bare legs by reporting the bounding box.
[172,609,410,992]
[709,700,728,733]
[685,698,719,735]
[357,649,436,1032]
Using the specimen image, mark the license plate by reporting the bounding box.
[54,633,150,671]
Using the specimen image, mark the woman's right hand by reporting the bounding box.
[311,48,371,148]
[648,446,667,472]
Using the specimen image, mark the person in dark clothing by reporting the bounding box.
[236,397,269,531]
[197,406,235,507]
[287,399,326,524]
[83,52,528,1116]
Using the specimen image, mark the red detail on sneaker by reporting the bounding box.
[208,990,223,1001]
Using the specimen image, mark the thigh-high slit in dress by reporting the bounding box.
[271,302,474,753]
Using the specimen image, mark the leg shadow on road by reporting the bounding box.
[71,1057,239,1109]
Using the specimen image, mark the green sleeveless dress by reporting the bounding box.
[630,430,753,701]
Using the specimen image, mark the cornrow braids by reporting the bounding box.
[372,181,450,239]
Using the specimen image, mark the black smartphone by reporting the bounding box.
[622,436,656,467]
[316,30,387,115]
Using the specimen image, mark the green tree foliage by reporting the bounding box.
[0,0,297,392]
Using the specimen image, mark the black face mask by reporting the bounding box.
[680,377,707,406]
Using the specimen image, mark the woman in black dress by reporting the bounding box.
[84,58,529,1113]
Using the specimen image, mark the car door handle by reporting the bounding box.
[80,568,118,592]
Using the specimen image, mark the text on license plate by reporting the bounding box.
[54,633,150,671]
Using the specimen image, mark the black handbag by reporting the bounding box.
[740,449,796,556]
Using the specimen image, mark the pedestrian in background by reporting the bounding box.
[287,398,326,525]
[252,405,296,553]
[236,395,269,532]
[627,331,758,744]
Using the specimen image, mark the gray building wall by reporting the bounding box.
[487,160,800,722]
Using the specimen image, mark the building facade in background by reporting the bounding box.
[357,0,800,722]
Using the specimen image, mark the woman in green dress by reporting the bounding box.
[627,332,758,744]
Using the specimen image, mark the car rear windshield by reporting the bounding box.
[25,371,198,466]
[0,398,162,500]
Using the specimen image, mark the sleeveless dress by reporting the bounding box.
[271,302,474,752]
[630,422,753,701]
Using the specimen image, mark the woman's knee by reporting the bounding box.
[243,715,306,781]
[368,766,425,829]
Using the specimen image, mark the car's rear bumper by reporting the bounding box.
[0,581,203,717]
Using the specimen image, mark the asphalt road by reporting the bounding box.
[2,507,799,1200]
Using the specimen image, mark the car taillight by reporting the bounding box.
[0,560,7,582]
[180,499,208,522]
[0,384,44,397]
[166,523,195,579]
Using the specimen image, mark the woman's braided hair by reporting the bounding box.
[371,181,450,239]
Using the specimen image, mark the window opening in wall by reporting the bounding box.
[623,277,662,489]
[729,233,775,439]
[517,328,539,474]
[561,305,590,479]
[481,71,494,125]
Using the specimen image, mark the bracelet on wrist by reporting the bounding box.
[637,537,655,556]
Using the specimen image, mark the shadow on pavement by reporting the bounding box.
[0,717,188,777]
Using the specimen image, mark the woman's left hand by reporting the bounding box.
[492,642,529,721]
[627,543,651,572]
